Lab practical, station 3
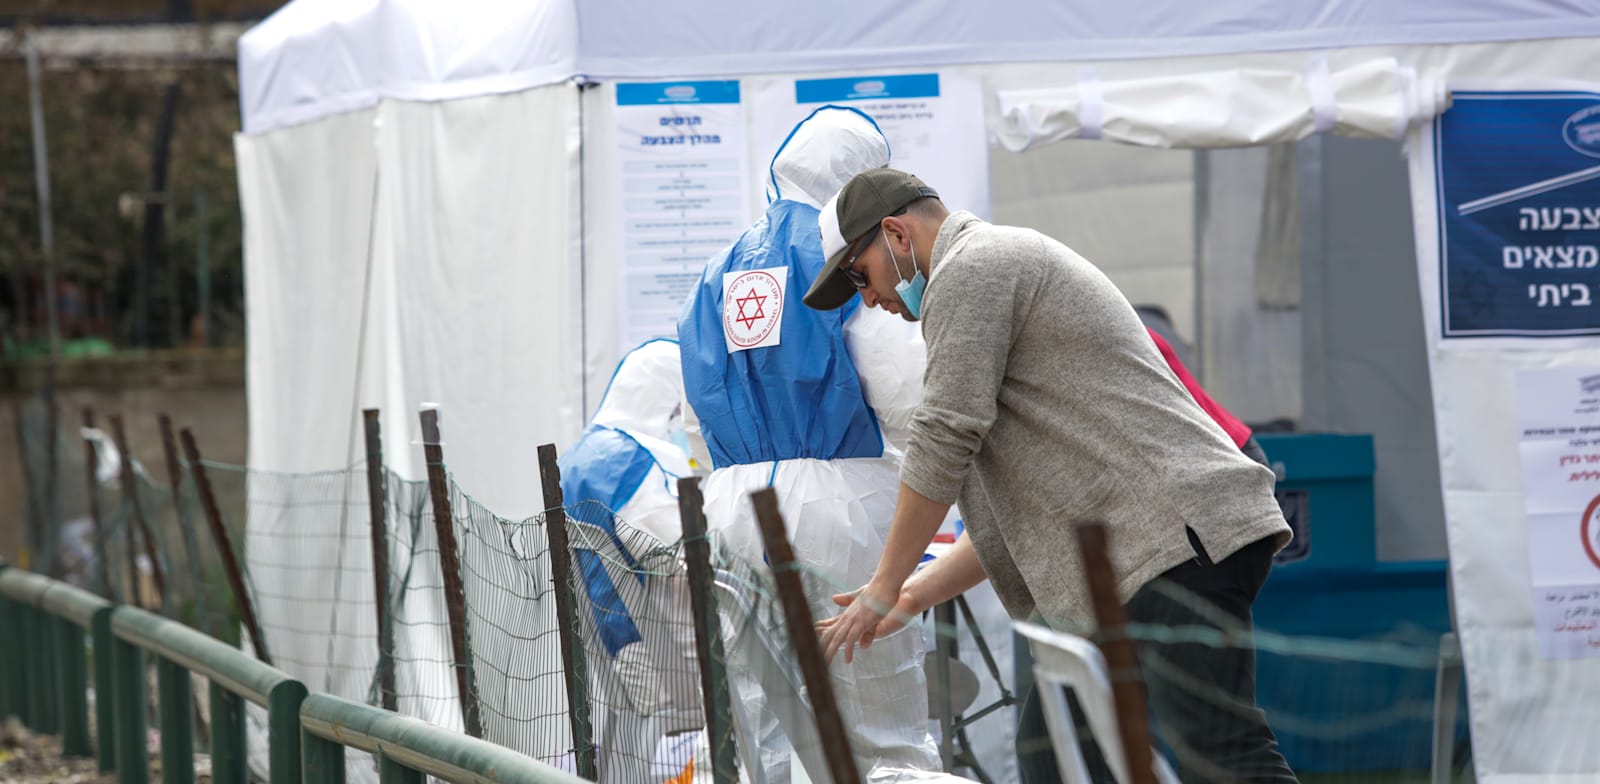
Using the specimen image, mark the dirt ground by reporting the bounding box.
[0,718,212,784]
[0,719,107,784]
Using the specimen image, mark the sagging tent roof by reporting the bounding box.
[239,0,1600,133]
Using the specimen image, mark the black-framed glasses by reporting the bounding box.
[841,226,881,289]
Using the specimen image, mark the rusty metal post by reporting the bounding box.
[82,409,111,599]
[43,398,60,577]
[1075,521,1157,784]
[14,400,40,571]
[179,428,272,666]
[676,477,738,784]
[417,407,481,739]
[749,487,862,784]
[362,409,397,712]
[158,415,209,627]
[110,414,166,607]
[537,443,595,780]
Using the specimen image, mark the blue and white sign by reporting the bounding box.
[1436,91,1600,339]
[752,71,990,218]
[612,80,753,353]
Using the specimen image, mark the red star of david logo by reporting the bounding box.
[734,287,767,330]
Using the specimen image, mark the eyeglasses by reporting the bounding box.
[841,227,881,289]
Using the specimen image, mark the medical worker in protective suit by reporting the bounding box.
[679,106,963,783]
[558,339,708,783]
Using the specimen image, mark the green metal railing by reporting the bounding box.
[0,566,107,767]
[299,693,587,784]
[1,565,592,784]
[109,601,306,784]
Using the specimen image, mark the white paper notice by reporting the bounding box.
[752,72,991,219]
[1516,366,1600,659]
[614,80,751,353]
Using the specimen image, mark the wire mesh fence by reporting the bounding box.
[9,397,1480,784]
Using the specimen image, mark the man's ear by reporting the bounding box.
[881,216,910,248]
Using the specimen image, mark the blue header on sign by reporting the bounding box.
[1435,91,1600,339]
[794,73,940,104]
[617,81,741,106]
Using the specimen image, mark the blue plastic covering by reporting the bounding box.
[559,426,661,656]
[678,199,883,468]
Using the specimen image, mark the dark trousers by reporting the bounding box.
[1018,532,1298,784]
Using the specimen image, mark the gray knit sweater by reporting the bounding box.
[902,212,1290,628]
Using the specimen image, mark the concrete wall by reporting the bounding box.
[0,348,246,566]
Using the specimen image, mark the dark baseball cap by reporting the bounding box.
[804,167,940,310]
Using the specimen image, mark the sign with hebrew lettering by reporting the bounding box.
[1516,366,1600,659]
[612,80,753,354]
[1436,91,1600,339]
[751,71,991,219]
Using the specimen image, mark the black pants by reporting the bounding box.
[1017,532,1298,784]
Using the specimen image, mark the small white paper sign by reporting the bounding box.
[722,266,787,353]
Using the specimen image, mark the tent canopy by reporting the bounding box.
[239,0,1600,134]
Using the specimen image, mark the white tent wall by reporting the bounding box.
[370,86,584,516]
[1398,39,1600,783]
[235,106,396,783]
[236,81,582,773]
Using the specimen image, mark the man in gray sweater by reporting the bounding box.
[804,168,1298,783]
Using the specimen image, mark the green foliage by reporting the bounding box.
[0,55,245,351]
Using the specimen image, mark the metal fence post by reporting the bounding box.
[378,753,423,784]
[180,428,273,666]
[417,407,482,739]
[93,606,117,771]
[268,680,309,784]
[300,726,346,784]
[158,414,208,631]
[537,443,596,780]
[110,415,166,608]
[56,613,92,756]
[676,477,739,784]
[158,658,194,784]
[749,487,862,784]
[361,409,397,712]
[208,681,246,784]
[83,408,111,599]
[26,604,60,733]
[0,597,21,720]
[114,631,150,784]
[1076,521,1157,784]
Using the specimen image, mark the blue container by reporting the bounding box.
[1249,433,1461,773]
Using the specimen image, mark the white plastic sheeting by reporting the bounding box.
[994,57,1450,151]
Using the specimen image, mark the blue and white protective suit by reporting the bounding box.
[679,106,957,783]
[558,339,705,783]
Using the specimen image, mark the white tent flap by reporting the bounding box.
[994,57,1450,151]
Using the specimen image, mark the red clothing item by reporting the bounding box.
[1146,327,1253,448]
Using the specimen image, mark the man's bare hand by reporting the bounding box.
[816,581,919,664]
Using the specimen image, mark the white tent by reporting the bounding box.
[236,2,1600,781]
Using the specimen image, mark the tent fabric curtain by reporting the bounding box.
[994,57,1451,151]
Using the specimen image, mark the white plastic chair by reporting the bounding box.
[1015,621,1181,784]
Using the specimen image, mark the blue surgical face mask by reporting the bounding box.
[885,233,926,321]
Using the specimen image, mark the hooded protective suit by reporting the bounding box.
[679,106,963,783]
[558,339,707,783]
